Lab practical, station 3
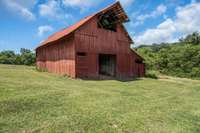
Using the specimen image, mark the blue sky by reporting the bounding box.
[0,0,200,52]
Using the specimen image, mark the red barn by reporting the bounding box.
[36,2,145,79]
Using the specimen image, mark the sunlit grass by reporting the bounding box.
[0,64,200,133]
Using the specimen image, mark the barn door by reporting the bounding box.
[99,54,116,76]
[76,52,88,78]
[135,59,145,77]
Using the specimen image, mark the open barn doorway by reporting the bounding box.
[99,54,116,77]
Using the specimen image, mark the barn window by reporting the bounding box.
[98,13,117,32]
[135,59,143,64]
[97,3,130,32]
[77,52,86,56]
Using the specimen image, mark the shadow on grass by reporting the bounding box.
[34,68,144,82]
[80,76,143,82]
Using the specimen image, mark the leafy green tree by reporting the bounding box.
[14,54,22,65]
[0,50,16,64]
[20,48,31,55]
[137,34,200,79]
[180,32,200,45]
[0,48,35,66]
[20,48,35,65]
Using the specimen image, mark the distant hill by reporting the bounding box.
[136,32,200,79]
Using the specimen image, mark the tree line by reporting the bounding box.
[136,32,200,78]
[0,48,35,66]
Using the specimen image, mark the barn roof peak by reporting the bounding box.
[36,1,131,49]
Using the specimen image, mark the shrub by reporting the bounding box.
[145,71,158,79]
[35,67,47,72]
[191,67,200,77]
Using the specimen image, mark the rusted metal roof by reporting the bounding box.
[37,15,94,49]
[36,1,131,49]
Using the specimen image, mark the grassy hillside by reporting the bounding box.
[136,32,200,79]
[0,64,200,133]
[137,43,200,79]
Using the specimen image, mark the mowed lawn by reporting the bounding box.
[0,64,200,133]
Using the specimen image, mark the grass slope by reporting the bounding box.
[0,64,200,133]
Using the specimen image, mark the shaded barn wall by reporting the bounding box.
[36,36,76,77]
[130,51,145,77]
[74,16,144,78]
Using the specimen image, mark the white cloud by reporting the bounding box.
[62,0,103,12]
[135,2,200,45]
[117,0,134,7]
[63,0,97,7]
[135,19,176,45]
[39,0,60,18]
[13,0,36,8]
[62,0,85,7]
[131,4,167,27]
[38,25,54,37]
[1,0,36,20]
[39,0,74,22]
[63,0,134,9]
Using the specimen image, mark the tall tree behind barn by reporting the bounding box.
[36,2,145,79]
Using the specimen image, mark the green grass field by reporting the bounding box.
[0,64,200,133]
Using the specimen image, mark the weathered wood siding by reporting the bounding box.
[74,16,145,78]
[36,36,76,77]
[36,16,145,79]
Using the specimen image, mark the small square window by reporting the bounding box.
[77,52,86,56]
[135,59,142,64]
[98,14,117,32]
